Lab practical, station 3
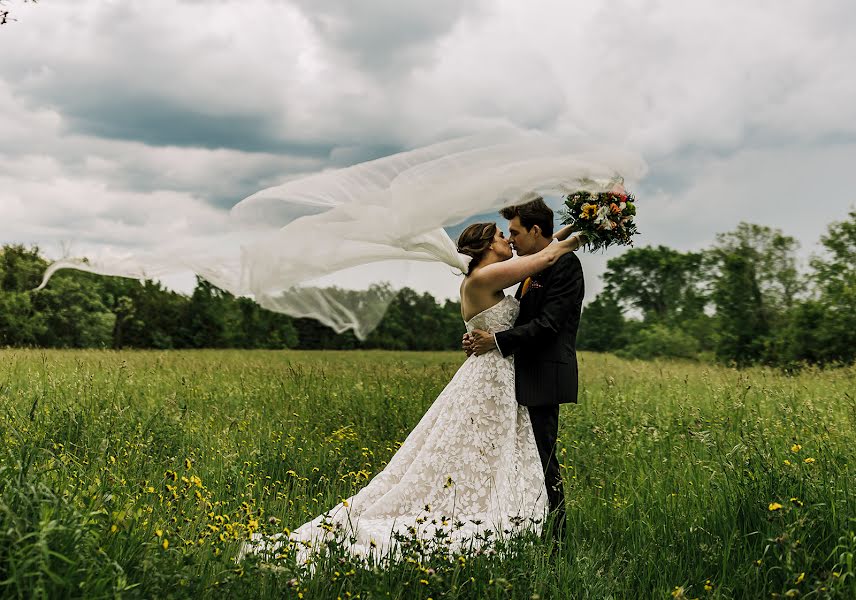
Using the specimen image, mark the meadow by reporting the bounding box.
[0,349,853,599]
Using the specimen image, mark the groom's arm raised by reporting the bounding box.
[493,255,582,357]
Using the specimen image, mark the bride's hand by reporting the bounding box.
[556,232,586,254]
[469,329,496,356]
[553,223,577,242]
[462,333,475,356]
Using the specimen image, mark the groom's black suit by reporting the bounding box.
[494,251,585,536]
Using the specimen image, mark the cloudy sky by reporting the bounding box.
[1,0,854,301]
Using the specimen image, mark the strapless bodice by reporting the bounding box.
[464,296,519,334]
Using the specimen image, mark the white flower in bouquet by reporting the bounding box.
[595,205,611,225]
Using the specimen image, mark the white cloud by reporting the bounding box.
[0,0,854,301]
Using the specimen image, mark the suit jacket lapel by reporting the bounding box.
[524,266,554,309]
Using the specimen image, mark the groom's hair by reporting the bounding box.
[500,197,553,238]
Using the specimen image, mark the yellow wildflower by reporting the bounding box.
[803,457,815,464]
[162,539,169,550]
[791,444,801,453]
[768,502,784,511]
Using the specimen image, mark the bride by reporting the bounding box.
[242,222,584,563]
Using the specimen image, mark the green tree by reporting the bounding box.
[1,244,47,291]
[710,223,802,314]
[577,292,626,352]
[0,246,49,346]
[96,277,186,349]
[706,223,802,366]
[603,245,708,323]
[32,271,115,348]
[589,246,712,359]
[182,277,236,348]
[294,319,359,349]
[804,209,856,364]
[364,288,463,351]
[710,252,769,366]
[234,297,298,349]
[0,290,45,346]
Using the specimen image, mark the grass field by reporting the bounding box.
[0,349,853,599]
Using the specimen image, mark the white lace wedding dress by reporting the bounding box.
[243,296,547,563]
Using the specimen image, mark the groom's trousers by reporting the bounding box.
[527,405,565,540]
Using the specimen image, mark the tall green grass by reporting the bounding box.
[0,349,853,598]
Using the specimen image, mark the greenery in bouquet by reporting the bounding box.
[561,181,639,251]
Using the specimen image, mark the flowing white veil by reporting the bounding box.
[37,128,645,339]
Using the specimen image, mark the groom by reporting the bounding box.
[463,197,585,542]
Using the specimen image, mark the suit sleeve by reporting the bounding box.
[494,255,582,358]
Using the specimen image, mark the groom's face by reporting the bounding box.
[507,216,539,256]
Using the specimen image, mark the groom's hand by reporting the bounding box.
[468,329,496,356]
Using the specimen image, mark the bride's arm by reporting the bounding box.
[553,223,577,242]
[469,233,585,292]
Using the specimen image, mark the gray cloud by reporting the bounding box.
[57,89,332,155]
[1,0,855,300]
[291,0,483,77]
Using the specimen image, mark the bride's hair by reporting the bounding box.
[456,222,497,275]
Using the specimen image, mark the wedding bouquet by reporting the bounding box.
[560,181,639,251]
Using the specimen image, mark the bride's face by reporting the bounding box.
[490,228,513,261]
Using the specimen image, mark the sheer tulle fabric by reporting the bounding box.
[37,128,644,338]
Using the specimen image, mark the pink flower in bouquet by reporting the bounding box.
[610,182,627,201]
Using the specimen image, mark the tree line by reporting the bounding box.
[1,209,854,366]
[578,210,856,368]
[0,247,465,351]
